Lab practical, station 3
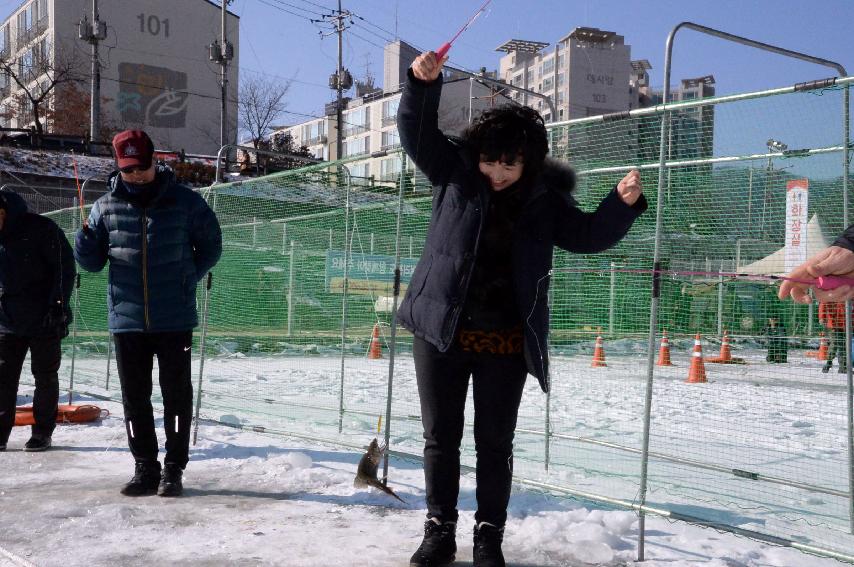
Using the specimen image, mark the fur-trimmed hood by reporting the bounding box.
[539,157,577,194]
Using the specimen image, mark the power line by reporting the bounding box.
[254,0,318,22]
[263,0,329,18]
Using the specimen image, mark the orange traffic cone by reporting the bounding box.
[686,333,707,383]
[368,323,382,359]
[656,330,672,366]
[591,331,607,367]
[706,330,733,363]
[817,332,828,361]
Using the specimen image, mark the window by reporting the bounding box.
[543,77,553,92]
[37,0,47,26]
[542,57,554,75]
[301,121,326,145]
[513,74,522,86]
[342,136,370,157]
[381,128,399,150]
[558,54,565,68]
[343,106,370,137]
[380,156,402,180]
[557,73,565,87]
[381,97,399,126]
[0,25,8,56]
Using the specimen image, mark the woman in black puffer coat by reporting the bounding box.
[400,51,647,567]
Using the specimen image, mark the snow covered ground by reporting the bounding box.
[2,346,851,566]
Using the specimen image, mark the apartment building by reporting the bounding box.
[273,40,512,186]
[0,0,239,154]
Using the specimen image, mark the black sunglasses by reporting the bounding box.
[120,164,149,174]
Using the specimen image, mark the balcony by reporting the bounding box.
[342,125,368,138]
[381,116,396,127]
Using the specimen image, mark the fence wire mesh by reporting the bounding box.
[33,76,854,562]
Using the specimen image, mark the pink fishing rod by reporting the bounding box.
[435,0,492,60]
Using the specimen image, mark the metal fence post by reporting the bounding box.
[717,263,724,337]
[382,156,407,484]
[192,272,214,446]
[609,261,616,335]
[338,165,353,433]
[287,240,295,337]
[67,274,81,405]
[105,333,112,390]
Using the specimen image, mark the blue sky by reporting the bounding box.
[228,0,854,125]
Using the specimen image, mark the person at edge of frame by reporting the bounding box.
[74,130,222,497]
[779,224,854,375]
[397,50,647,567]
[0,189,75,452]
[762,315,788,363]
[818,301,848,373]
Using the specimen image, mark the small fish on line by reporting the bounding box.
[354,438,405,503]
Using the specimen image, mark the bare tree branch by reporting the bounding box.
[237,74,291,149]
[0,39,81,135]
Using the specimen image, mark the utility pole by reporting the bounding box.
[209,1,233,150]
[315,2,352,160]
[78,1,106,146]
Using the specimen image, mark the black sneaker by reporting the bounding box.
[23,435,52,452]
[409,517,456,566]
[0,443,6,451]
[121,461,162,496]
[158,463,184,497]
[822,363,831,373]
[473,522,505,567]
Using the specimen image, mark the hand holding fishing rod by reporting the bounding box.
[411,51,448,83]
[779,243,854,303]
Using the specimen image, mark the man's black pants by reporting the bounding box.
[113,331,193,469]
[413,336,527,527]
[0,334,61,445]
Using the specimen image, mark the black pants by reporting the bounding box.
[0,334,61,444]
[827,328,848,370]
[114,331,194,469]
[413,336,527,527]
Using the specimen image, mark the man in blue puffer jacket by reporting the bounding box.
[75,130,222,497]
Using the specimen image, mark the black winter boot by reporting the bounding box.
[409,517,456,566]
[121,460,161,496]
[158,463,184,497]
[822,362,831,373]
[473,522,505,567]
[23,435,52,452]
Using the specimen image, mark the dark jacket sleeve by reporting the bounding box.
[833,224,854,252]
[190,194,222,280]
[396,70,462,186]
[43,222,75,309]
[553,188,648,253]
[74,200,109,272]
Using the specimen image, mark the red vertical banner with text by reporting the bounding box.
[784,179,809,274]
